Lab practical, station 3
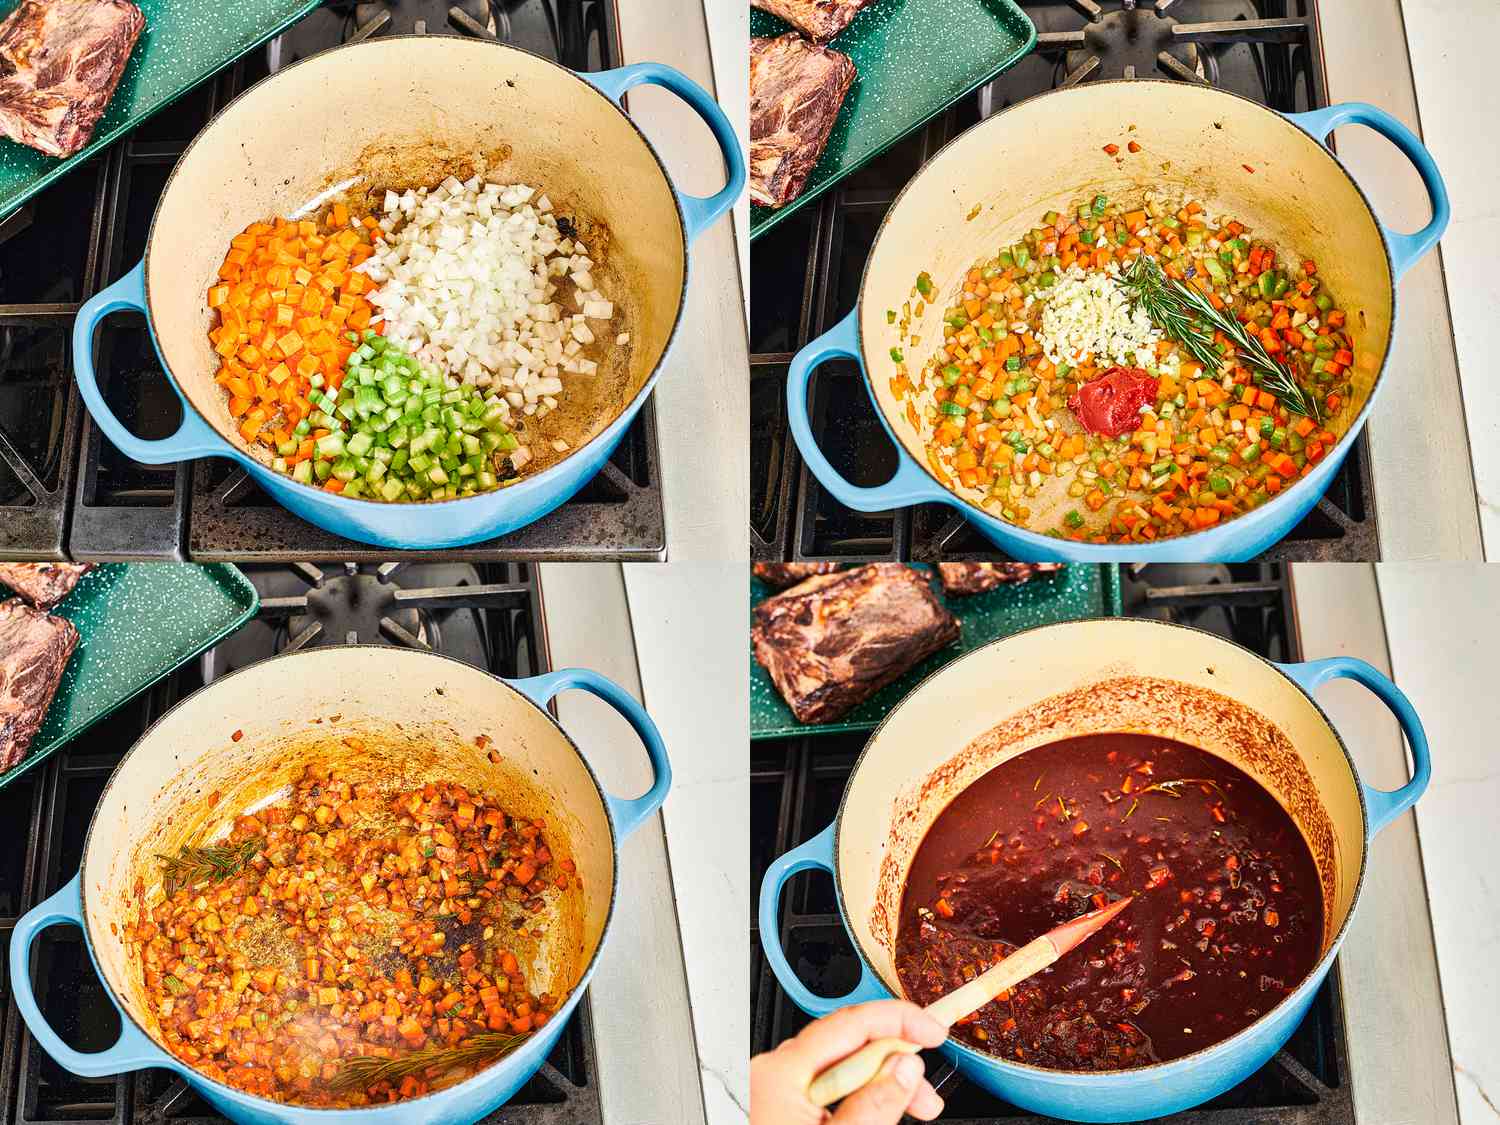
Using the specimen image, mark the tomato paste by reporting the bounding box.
[1067,366,1160,439]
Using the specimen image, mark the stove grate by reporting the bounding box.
[0,0,664,562]
[0,564,605,1125]
[750,0,1378,565]
[751,564,1355,1123]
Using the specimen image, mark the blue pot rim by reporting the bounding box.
[849,78,1404,556]
[72,644,628,1116]
[829,616,1374,1082]
[140,34,691,515]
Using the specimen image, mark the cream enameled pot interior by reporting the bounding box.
[79,647,615,1059]
[148,36,686,478]
[838,619,1366,1004]
[861,81,1392,531]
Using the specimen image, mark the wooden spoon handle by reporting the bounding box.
[807,938,1052,1107]
[925,934,1054,1026]
[807,1037,922,1108]
[806,897,1133,1109]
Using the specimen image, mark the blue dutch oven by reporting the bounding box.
[759,618,1430,1121]
[10,645,671,1123]
[72,35,744,549]
[788,81,1448,561]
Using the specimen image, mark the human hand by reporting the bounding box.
[750,1000,947,1124]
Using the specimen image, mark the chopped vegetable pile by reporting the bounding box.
[208,211,380,453]
[888,189,1358,543]
[207,176,626,499]
[128,759,574,1107]
[360,177,618,407]
[288,331,522,501]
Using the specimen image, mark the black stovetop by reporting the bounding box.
[0,0,666,564]
[0,562,607,1124]
[752,563,1356,1124]
[750,0,1378,565]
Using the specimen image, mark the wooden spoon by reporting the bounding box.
[807,895,1134,1108]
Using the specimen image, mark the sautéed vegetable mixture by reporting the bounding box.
[890,192,1359,543]
[128,759,573,1107]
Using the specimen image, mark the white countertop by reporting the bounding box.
[1371,565,1500,1125]
[601,3,750,1120]
[540,561,749,1125]
[1398,0,1498,557]
[1290,565,1459,1125]
[615,0,748,565]
[623,563,750,1124]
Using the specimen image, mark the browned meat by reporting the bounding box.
[752,0,874,42]
[0,562,92,608]
[753,562,842,589]
[0,0,145,158]
[750,33,855,209]
[0,599,78,771]
[936,562,1063,597]
[752,563,958,724]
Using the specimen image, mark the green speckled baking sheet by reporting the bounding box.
[750,564,1121,740]
[0,0,319,219]
[750,0,1035,240]
[0,564,258,789]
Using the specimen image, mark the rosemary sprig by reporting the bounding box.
[327,1031,530,1093]
[1136,777,1226,800]
[156,839,260,898]
[1123,254,1321,421]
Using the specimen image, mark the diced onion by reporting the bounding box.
[358,176,620,418]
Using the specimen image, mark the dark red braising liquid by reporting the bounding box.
[895,734,1322,1070]
[1067,366,1160,438]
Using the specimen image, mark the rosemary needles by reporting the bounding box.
[1123,254,1321,421]
[156,839,260,898]
[327,1031,531,1093]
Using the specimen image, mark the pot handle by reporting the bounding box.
[758,823,889,1017]
[9,873,173,1076]
[788,309,947,513]
[73,260,225,465]
[583,62,746,244]
[511,668,672,841]
[1283,103,1449,281]
[1275,656,1431,836]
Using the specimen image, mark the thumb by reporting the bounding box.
[829,1054,925,1125]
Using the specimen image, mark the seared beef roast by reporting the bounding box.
[0,599,78,771]
[753,562,842,589]
[935,562,1063,597]
[751,0,875,42]
[0,0,145,158]
[0,562,93,608]
[750,33,855,209]
[752,563,958,724]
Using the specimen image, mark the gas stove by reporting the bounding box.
[751,563,1357,1124]
[0,563,615,1123]
[0,0,667,564]
[750,0,1379,565]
